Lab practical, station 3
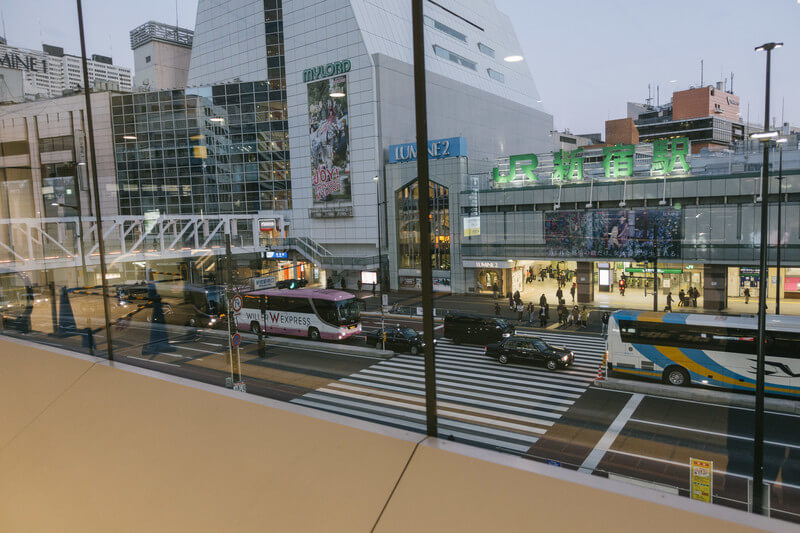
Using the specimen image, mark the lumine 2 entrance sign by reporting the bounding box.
[492,137,691,184]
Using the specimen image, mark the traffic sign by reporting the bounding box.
[231,333,241,347]
[232,294,243,313]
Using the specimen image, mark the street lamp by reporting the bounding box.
[373,175,386,350]
[752,40,782,516]
[776,138,787,315]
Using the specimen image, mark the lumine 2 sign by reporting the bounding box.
[492,137,691,183]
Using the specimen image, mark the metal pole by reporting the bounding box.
[412,0,437,437]
[753,43,776,515]
[76,0,113,359]
[376,177,385,351]
[653,257,658,312]
[776,145,783,315]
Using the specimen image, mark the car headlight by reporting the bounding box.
[502,332,511,337]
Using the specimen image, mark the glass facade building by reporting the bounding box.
[111,83,290,216]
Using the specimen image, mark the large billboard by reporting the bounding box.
[308,75,350,204]
[544,208,682,259]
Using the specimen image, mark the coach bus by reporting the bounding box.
[607,310,800,398]
[239,288,361,341]
[125,282,225,328]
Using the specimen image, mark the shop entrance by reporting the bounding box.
[477,269,503,295]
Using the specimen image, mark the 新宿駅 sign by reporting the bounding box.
[388,137,467,163]
[303,59,351,82]
[492,137,692,184]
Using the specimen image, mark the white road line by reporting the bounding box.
[434,325,443,330]
[629,418,800,451]
[200,342,223,347]
[172,345,218,354]
[578,393,644,474]
[126,356,180,367]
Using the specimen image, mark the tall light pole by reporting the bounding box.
[775,138,787,315]
[374,176,385,350]
[752,40,782,515]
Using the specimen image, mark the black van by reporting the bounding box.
[443,313,514,345]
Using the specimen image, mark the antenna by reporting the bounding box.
[1,10,7,43]
[700,59,704,87]
[657,84,660,107]
[646,83,652,106]
[782,96,785,126]
[730,72,734,94]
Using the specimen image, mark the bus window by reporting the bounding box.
[336,298,360,325]
[313,299,339,324]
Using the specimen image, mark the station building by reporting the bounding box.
[384,134,800,311]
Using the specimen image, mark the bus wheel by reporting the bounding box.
[250,321,261,335]
[664,366,690,386]
[308,327,321,341]
[188,317,197,327]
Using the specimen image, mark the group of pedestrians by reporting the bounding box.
[665,286,701,311]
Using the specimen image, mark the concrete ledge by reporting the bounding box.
[594,376,800,414]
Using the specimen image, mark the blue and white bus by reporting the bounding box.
[607,311,800,397]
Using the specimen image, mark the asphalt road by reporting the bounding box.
[4,306,800,523]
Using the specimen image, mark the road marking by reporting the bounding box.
[578,393,644,474]
[171,345,219,354]
[127,356,180,367]
[434,325,443,330]
[629,418,800,450]
[200,342,223,347]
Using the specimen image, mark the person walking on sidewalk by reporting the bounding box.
[539,305,547,327]
[744,287,751,304]
[691,286,700,307]
[527,302,535,325]
[494,302,501,316]
[580,306,589,328]
[556,287,563,303]
[516,301,525,321]
[601,312,610,336]
[666,291,674,312]
[508,294,514,311]
[570,282,576,303]
[539,293,547,308]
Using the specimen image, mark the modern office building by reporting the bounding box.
[110,0,553,288]
[0,42,132,99]
[606,84,745,153]
[130,21,194,91]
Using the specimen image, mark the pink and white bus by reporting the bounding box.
[238,288,362,341]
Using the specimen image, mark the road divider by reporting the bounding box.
[594,377,800,415]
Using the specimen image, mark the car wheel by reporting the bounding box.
[188,317,197,328]
[664,366,690,386]
[250,321,261,335]
[410,345,419,356]
[546,359,558,371]
[498,354,508,364]
[308,327,321,341]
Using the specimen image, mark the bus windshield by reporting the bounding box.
[336,298,360,325]
[205,287,226,315]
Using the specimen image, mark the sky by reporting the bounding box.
[2,0,799,135]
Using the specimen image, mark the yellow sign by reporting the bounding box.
[690,458,713,503]
[463,216,480,237]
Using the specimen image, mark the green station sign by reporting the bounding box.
[492,136,691,184]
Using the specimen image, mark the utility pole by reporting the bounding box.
[412,0,437,437]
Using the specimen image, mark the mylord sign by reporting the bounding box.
[302,59,351,82]
[388,137,467,163]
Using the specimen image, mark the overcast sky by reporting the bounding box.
[2,0,798,135]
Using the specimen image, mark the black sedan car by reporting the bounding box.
[276,278,308,289]
[365,326,433,355]
[485,335,574,370]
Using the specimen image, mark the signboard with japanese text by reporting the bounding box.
[690,458,713,503]
[463,216,480,237]
[308,75,351,205]
[492,137,692,186]
[544,208,682,259]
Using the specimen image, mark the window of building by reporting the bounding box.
[432,45,477,71]
[0,140,29,157]
[145,56,151,63]
[477,42,495,57]
[395,179,450,271]
[424,15,467,42]
[487,68,504,82]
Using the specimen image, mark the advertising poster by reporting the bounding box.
[690,458,713,503]
[308,75,351,203]
[544,208,682,259]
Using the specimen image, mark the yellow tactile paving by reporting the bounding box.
[0,341,95,449]
[374,444,761,533]
[0,341,415,533]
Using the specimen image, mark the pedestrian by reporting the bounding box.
[678,288,686,306]
[341,277,347,290]
[570,282,576,303]
[580,306,589,328]
[601,312,610,336]
[494,302,501,316]
[539,293,547,308]
[539,305,547,327]
[556,287,563,302]
[492,282,498,299]
[527,302,535,325]
[372,282,376,295]
[516,301,524,321]
[690,286,698,307]
[513,290,521,304]
[666,291,673,312]
[557,302,567,326]
[744,287,751,304]
[509,294,514,311]
[357,279,362,292]
[570,305,579,327]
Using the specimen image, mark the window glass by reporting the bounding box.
[477,42,495,57]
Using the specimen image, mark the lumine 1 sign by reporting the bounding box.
[492,137,692,184]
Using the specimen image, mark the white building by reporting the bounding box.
[185,0,553,287]
[130,21,194,90]
[0,42,132,99]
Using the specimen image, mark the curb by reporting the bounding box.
[593,377,800,415]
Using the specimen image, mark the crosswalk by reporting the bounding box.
[292,331,605,454]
